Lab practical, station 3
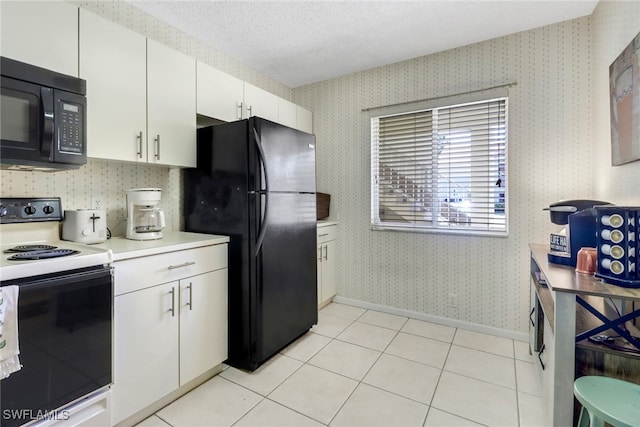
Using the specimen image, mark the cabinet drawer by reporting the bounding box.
[317,225,336,243]
[114,244,227,295]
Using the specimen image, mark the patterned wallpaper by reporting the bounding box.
[293,17,595,334]
[0,160,181,237]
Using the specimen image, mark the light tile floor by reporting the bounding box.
[136,303,545,427]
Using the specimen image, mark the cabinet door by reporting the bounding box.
[179,269,228,386]
[244,82,279,122]
[317,245,323,306]
[296,106,313,134]
[197,61,243,122]
[79,9,147,162]
[147,39,197,167]
[1,1,78,76]
[112,282,179,424]
[277,98,297,129]
[321,240,337,303]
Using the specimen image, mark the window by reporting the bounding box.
[371,97,508,236]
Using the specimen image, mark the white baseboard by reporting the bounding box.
[331,296,528,342]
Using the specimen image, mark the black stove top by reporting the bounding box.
[5,244,58,253]
[4,245,80,261]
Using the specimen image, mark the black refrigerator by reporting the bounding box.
[184,117,318,371]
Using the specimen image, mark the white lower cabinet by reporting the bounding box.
[113,282,179,423]
[112,244,228,424]
[317,224,337,307]
[179,269,228,386]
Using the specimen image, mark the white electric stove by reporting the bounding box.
[0,197,113,427]
[0,197,112,281]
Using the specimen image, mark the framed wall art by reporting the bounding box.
[610,31,640,166]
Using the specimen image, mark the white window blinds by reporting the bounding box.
[371,97,508,235]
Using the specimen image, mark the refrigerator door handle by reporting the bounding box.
[253,127,269,192]
[253,127,269,257]
[254,192,269,257]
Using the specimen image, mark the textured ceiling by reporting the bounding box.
[126,1,599,88]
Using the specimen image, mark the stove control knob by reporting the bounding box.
[24,205,36,215]
[43,205,54,215]
[0,205,6,217]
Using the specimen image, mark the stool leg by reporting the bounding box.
[589,413,605,427]
[577,406,589,427]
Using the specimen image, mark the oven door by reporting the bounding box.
[0,266,113,427]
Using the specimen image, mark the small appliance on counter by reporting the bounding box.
[62,209,107,244]
[544,199,611,267]
[126,188,165,240]
[595,206,640,288]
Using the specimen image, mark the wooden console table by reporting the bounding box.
[528,243,640,426]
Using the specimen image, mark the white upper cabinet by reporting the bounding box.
[197,63,313,131]
[197,61,244,122]
[147,39,196,167]
[80,9,147,163]
[1,1,78,76]
[244,82,279,123]
[297,106,313,134]
[79,10,196,167]
[278,98,298,129]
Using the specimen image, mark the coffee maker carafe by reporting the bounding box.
[126,188,166,240]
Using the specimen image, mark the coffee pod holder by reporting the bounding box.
[595,206,640,288]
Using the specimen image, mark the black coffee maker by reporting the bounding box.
[544,199,611,267]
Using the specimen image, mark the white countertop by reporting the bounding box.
[95,231,229,261]
[317,220,338,228]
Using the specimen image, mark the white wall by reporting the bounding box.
[294,17,596,333]
[591,0,640,203]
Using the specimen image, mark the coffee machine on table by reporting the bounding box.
[544,199,611,267]
[126,188,166,240]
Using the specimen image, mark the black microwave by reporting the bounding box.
[0,57,87,171]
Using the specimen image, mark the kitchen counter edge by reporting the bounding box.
[317,220,338,228]
[96,232,230,261]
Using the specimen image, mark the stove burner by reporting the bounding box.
[7,249,80,261]
[5,244,58,253]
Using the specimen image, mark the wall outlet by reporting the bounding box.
[447,293,458,308]
[91,195,105,211]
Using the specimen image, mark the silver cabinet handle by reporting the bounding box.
[248,105,253,117]
[136,131,143,158]
[169,287,175,317]
[323,244,328,261]
[187,282,193,311]
[154,134,161,160]
[237,102,243,120]
[168,261,196,270]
